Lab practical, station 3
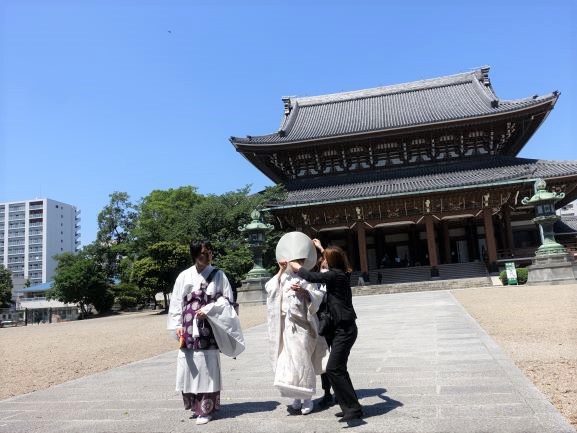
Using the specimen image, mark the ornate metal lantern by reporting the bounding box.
[238,209,274,278]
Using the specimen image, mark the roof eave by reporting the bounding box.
[265,178,541,211]
[232,96,558,149]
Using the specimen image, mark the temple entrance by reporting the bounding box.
[456,240,469,263]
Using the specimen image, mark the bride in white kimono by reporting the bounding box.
[265,232,328,415]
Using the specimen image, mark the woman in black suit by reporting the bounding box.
[287,245,363,422]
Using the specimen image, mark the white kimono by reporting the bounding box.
[167,265,244,394]
[265,270,328,399]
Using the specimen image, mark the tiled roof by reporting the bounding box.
[231,67,558,146]
[270,157,577,208]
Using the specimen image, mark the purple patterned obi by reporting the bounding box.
[181,282,222,350]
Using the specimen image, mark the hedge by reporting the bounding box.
[499,267,528,285]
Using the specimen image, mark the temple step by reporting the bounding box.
[352,276,493,296]
[351,261,490,287]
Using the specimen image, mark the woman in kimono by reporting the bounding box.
[265,232,327,415]
[167,239,241,425]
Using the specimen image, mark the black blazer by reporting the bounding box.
[297,268,357,324]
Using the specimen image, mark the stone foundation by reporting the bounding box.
[527,252,577,285]
[236,277,269,304]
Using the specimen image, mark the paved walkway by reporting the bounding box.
[1,291,575,433]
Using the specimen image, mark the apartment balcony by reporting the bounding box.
[8,259,24,264]
[29,222,43,228]
[29,205,44,211]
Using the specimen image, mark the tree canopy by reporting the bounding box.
[132,186,203,251]
[47,250,113,316]
[0,265,13,307]
[62,184,286,312]
[95,192,138,278]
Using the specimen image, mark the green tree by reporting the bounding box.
[191,185,285,287]
[47,251,112,316]
[131,256,159,305]
[132,241,191,310]
[96,192,138,278]
[0,265,13,307]
[132,186,203,252]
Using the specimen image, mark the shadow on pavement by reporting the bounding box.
[217,400,281,419]
[356,388,404,419]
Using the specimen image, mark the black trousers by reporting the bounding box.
[321,333,333,394]
[325,321,362,415]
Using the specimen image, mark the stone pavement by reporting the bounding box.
[1,291,575,433]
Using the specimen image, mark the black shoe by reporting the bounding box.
[338,410,363,422]
[334,411,344,417]
[317,394,335,409]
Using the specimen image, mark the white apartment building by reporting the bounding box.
[558,199,577,217]
[0,198,80,290]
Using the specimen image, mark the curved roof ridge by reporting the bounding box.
[499,92,559,105]
[293,69,484,107]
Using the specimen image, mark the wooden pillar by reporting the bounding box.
[424,215,438,267]
[356,224,368,273]
[483,209,498,265]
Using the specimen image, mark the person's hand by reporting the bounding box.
[277,260,287,278]
[290,282,302,291]
[288,260,302,272]
[176,326,185,338]
[312,238,324,253]
[291,282,310,301]
[196,310,207,320]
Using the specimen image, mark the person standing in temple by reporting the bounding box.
[167,239,242,425]
[287,245,363,422]
[311,239,335,409]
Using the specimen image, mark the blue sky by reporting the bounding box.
[1,0,575,246]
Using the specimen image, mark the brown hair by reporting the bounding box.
[323,246,352,273]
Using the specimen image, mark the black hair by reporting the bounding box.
[189,239,212,261]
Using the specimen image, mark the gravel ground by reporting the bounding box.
[0,303,266,400]
[1,284,575,429]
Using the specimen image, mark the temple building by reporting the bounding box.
[231,67,577,277]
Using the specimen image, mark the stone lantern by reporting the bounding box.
[239,209,274,278]
[521,178,566,256]
[521,179,576,284]
[236,209,274,303]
